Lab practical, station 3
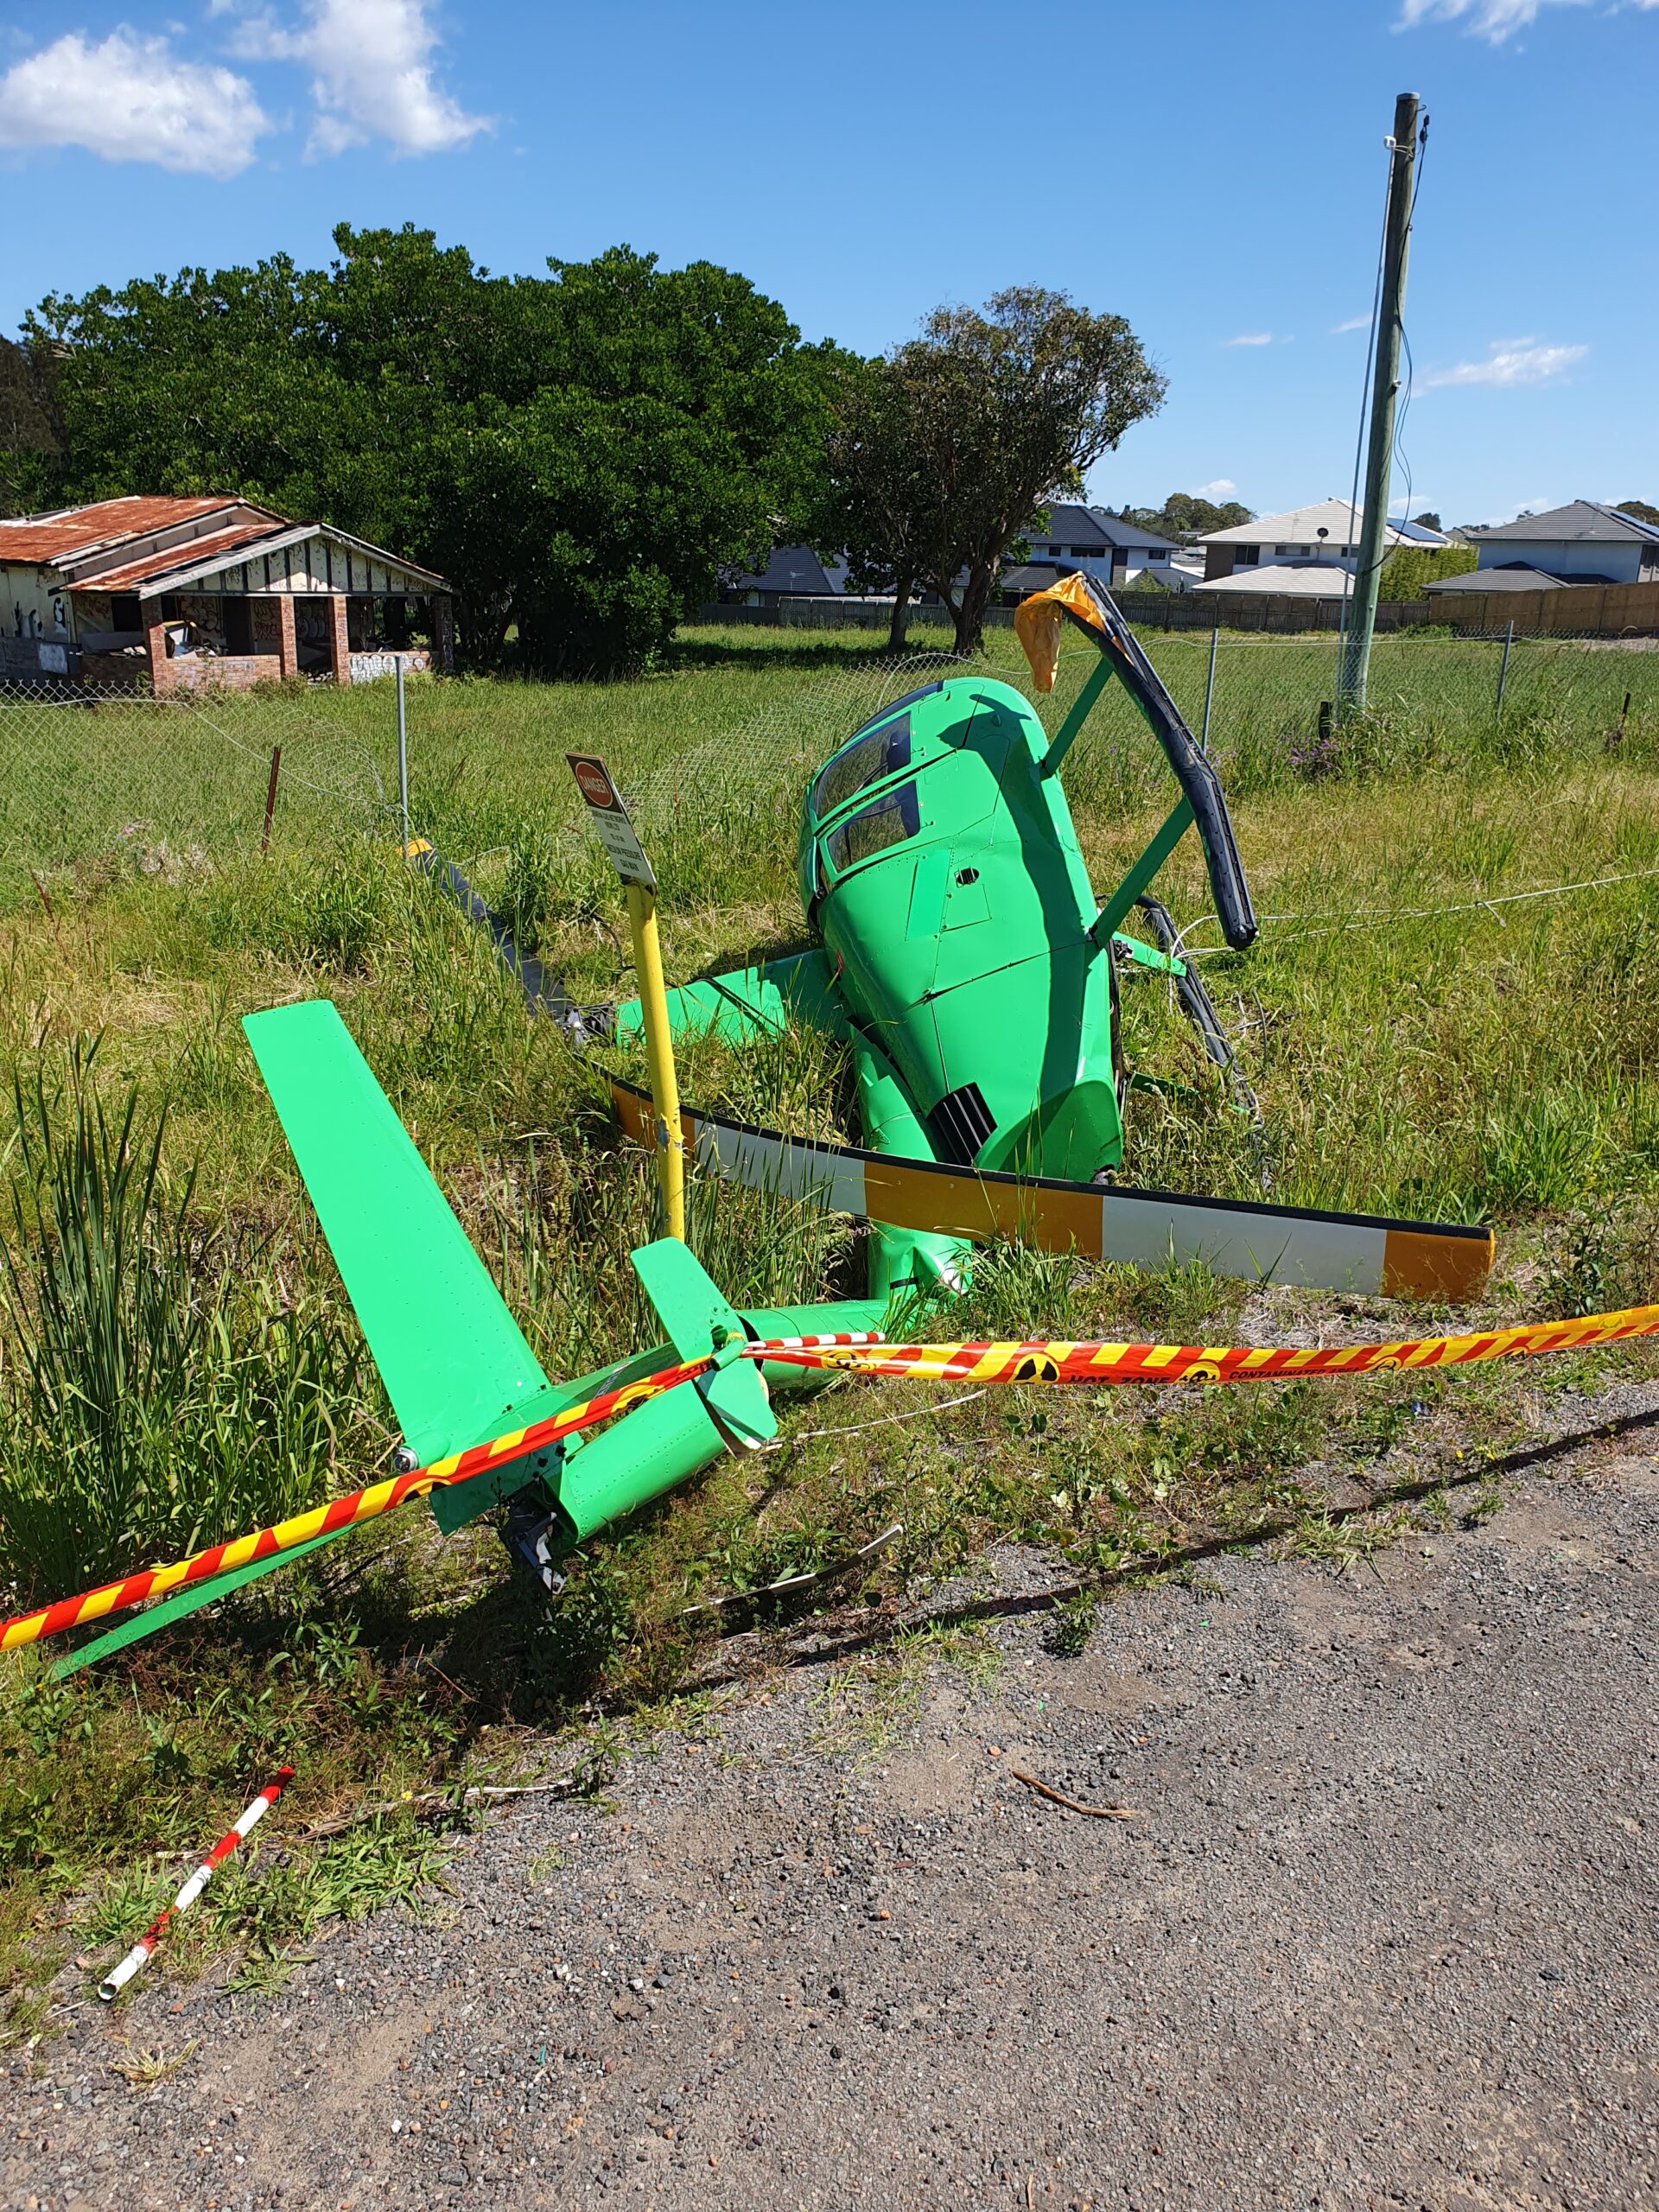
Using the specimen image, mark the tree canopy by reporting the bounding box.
[0,335,60,517]
[1376,543,1477,600]
[8,225,837,673]
[1114,491,1253,543]
[827,289,1166,652]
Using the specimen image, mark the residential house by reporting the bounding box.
[1452,501,1659,589]
[1122,555,1204,593]
[1421,568,1580,598]
[1197,497,1446,584]
[721,545,855,606]
[1018,504,1183,586]
[1192,563,1355,601]
[0,495,452,691]
[992,506,1184,606]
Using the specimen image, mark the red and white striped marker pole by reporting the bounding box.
[99,1766,294,2002]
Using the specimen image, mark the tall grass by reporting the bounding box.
[0,1051,367,1604]
[2,630,1657,1614]
[3,625,1654,912]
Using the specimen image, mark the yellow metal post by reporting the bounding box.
[624,880,686,1242]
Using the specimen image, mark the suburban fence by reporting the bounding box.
[1,624,1654,911]
[1111,577,1659,639]
[702,575,1659,642]
[696,599,1019,632]
[700,593,1431,637]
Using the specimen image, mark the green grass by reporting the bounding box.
[1,620,1657,2039]
[3,620,1654,908]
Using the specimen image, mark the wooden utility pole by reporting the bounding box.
[1338,91,1421,715]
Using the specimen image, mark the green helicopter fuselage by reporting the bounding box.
[798,677,1122,1202]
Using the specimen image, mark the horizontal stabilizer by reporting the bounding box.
[245,1001,551,1463]
[632,1236,745,1363]
[631,1237,775,1448]
[614,952,849,1047]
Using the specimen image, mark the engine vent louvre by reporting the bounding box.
[926,1080,996,1166]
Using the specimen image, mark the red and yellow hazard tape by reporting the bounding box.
[756,1302,1659,1388]
[0,1330,874,1660]
[6,1306,1656,1662]
[0,1356,702,1657]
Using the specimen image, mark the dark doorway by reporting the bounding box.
[223,597,254,656]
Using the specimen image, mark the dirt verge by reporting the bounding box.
[6,1385,1656,2212]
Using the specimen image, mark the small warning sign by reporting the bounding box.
[566,753,656,891]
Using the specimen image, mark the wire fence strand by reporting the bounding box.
[1,622,1654,916]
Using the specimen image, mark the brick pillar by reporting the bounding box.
[276,594,299,679]
[145,602,177,696]
[433,595,454,674]
[327,594,351,685]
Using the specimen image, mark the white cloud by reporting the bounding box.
[237,0,486,156]
[1477,497,1554,524]
[1223,333,1274,348]
[1192,480,1237,498]
[1398,0,1657,41]
[0,29,270,176]
[1332,315,1371,334]
[1422,340,1588,389]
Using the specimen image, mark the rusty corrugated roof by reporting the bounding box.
[69,518,290,594]
[0,496,241,564]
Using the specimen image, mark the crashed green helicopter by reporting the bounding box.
[607,570,1487,1310]
[39,574,1492,1672]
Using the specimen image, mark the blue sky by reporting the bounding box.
[1,0,1653,527]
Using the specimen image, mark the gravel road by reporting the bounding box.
[6,1384,1656,2212]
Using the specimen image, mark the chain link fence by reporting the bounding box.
[1135,626,1654,767]
[0,678,397,906]
[1,626,1653,912]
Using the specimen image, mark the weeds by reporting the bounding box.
[0,1053,370,1604]
[811,1623,1001,1761]
[108,2040,199,2088]
[1046,1589,1098,1656]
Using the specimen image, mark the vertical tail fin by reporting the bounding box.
[244,1001,551,1464]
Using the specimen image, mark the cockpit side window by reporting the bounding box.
[810,714,912,823]
[823,781,920,875]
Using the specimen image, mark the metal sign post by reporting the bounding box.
[566,754,685,1242]
[395,656,410,852]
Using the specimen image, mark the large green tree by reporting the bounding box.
[821,353,938,652]
[830,289,1166,654]
[0,334,60,516]
[19,226,833,673]
[426,251,842,673]
[1115,491,1254,543]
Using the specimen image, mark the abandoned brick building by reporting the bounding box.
[0,495,453,691]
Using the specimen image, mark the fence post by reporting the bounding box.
[260,746,282,855]
[1495,619,1514,720]
[1200,625,1219,753]
[396,655,410,850]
